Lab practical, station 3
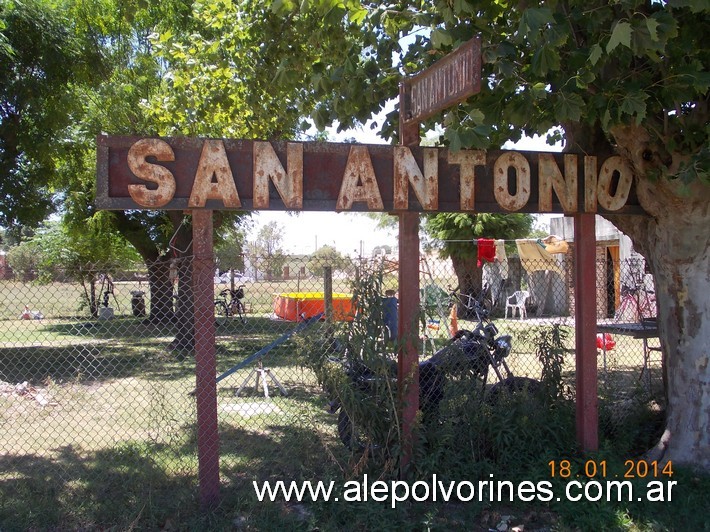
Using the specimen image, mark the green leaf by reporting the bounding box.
[158,29,173,43]
[445,128,463,152]
[431,28,453,48]
[517,8,554,39]
[589,43,603,66]
[531,82,550,99]
[313,107,329,130]
[668,0,710,13]
[575,70,596,89]
[467,108,486,125]
[526,8,554,32]
[607,21,632,53]
[646,18,660,42]
[482,48,498,64]
[350,7,368,26]
[554,93,585,123]
[270,0,294,15]
[620,91,648,123]
[531,45,561,76]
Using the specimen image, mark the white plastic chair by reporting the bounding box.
[505,290,529,319]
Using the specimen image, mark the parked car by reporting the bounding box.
[214,270,252,284]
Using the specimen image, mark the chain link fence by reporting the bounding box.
[0,248,665,528]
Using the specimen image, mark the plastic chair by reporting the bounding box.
[505,290,529,319]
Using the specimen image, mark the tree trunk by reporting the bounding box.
[609,124,710,470]
[167,217,196,354]
[451,254,483,318]
[114,211,197,354]
[146,258,175,323]
[88,277,98,318]
[169,256,195,353]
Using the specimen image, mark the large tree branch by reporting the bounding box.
[113,211,162,262]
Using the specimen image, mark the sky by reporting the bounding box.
[248,211,394,256]
[245,120,562,257]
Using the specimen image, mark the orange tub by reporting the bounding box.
[273,292,354,321]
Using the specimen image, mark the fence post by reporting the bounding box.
[574,212,599,451]
[398,80,421,474]
[397,212,420,475]
[324,266,333,324]
[192,209,220,509]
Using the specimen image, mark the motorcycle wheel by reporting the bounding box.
[487,376,541,403]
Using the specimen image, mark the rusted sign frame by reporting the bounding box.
[96,135,643,215]
[401,36,482,125]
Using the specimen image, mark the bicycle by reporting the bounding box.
[214,285,247,323]
[614,283,656,322]
[448,283,493,319]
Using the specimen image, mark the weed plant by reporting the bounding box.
[299,268,583,480]
[297,261,402,474]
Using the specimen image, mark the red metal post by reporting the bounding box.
[192,210,220,508]
[574,212,599,451]
[398,83,421,473]
[397,212,420,472]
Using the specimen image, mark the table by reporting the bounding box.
[597,321,658,339]
[597,320,660,390]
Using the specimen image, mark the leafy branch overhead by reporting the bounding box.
[266,0,710,470]
[273,0,707,183]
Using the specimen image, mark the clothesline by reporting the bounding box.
[464,236,569,273]
[440,237,565,244]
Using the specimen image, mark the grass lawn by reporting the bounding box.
[0,281,703,530]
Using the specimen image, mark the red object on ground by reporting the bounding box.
[596,333,616,350]
[272,292,354,321]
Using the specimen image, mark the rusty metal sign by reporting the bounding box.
[401,36,482,125]
[96,135,643,214]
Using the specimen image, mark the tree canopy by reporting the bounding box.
[278,0,708,172]
[307,244,351,277]
[268,0,709,469]
[0,0,103,229]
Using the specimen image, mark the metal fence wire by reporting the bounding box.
[0,250,664,523]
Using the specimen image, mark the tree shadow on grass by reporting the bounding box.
[1,410,705,531]
[0,344,152,385]
[0,420,342,530]
[0,442,199,531]
[0,323,319,392]
[36,315,296,343]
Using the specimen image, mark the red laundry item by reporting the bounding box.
[596,333,616,351]
[477,238,496,267]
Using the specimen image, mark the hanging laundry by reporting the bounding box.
[477,238,496,267]
[516,239,565,275]
[542,235,569,254]
[495,239,509,279]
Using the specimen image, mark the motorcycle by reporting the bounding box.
[328,299,539,450]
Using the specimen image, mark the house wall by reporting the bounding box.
[550,216,652,320]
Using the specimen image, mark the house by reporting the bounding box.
[550,216,652,319]
[479,216,651,319]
